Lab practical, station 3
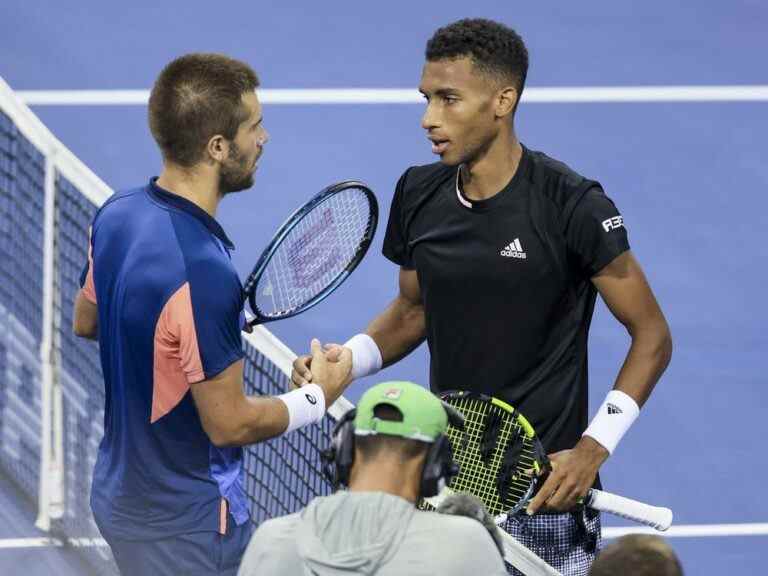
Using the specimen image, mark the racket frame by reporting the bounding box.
[243,180,378,326]
[436,390,544,517]
[438,390,673,531]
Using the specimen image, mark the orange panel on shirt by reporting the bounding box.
[151,282,205,423]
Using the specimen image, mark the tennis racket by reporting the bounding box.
[422,391,673,531]
[243,181,377,328]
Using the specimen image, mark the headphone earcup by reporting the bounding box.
[335,418,356,487]
[419,435,458,498]
[326,409,356,489]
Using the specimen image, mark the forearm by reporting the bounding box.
[73,291,98,340]
[365,295,426,368]
[219,395,289,446]
[582,315,672,457]
[612,320,673,407]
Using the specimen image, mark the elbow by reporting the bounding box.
[206,423,245,448]
[628,318,673,370]
[73,320,97,340]
[643,320,673,370]
[207,427,234,448]
[660,324,673,369]
[208,435,233,448]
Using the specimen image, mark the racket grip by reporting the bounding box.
[585,489,673,531]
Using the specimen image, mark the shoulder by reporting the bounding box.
[525,147,600,210]
[410,509,476,531]
[165,216,235,280]
[409,511,495,544]
[400,161,455,192]
[92,186,146,226]
[246,514,301,554]
[406,512,506,572]
[390,162,455,220]
[252,513,301,541]
[240,514,302,575]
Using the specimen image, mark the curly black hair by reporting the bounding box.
[426,18,529,96]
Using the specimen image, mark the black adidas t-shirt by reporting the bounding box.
[383,146,630,454]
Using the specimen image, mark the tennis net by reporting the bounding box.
[0,76,352,575]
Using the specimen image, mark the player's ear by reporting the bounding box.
[206,135,229,164]
[495,86,518,120]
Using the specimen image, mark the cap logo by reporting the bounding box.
[383,388,402,400]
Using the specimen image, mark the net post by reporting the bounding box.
[35,153,64,530]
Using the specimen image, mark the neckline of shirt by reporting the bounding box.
[147,177,235,250]
[454,144,530,213]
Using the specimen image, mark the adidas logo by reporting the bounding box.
[607,403,623,415]
[500,238,527,259]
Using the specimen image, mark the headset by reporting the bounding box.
[321,402,465,498]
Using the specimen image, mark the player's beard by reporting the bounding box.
[219,141,255,195]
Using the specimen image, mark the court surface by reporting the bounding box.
[2,1,767,574]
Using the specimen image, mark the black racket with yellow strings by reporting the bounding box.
[421,390,673,531]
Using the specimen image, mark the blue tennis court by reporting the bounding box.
[1,1,766,574]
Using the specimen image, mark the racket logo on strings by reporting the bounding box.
[242,180,378,328]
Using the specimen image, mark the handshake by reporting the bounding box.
[291,339,353,407]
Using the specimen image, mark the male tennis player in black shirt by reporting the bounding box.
[293,18,672,575]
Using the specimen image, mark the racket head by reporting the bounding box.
[424,390,547,518]
[243,181,378,324]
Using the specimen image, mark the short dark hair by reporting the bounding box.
[148,53,260,167]
[356,404,429,461]
[426,18,529,97]
[589,535,683,576]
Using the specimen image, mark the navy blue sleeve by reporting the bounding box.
[186,260,245,380]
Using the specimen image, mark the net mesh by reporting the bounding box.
[0,93,344,574]
[0,109,45,502]
[242,344,335,524]
[55,174,112,566]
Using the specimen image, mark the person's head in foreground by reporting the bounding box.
[149,52,268,196]
[237,381,509,576]
[420,18,528,166]
[589,534,683,576]
[325,380,458,502]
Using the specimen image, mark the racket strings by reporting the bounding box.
[254,188,373,316]
[497,424,523,504]
[444,397,538,517]
[480,408,504,464]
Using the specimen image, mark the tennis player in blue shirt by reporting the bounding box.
[73,53,352,576]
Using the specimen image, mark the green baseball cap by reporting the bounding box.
[354,381,447,443]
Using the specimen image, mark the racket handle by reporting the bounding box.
[585,489,673,531]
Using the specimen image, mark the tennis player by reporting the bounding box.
[238,380,507,576]
[293,19,672,575]
[72,53,351,575]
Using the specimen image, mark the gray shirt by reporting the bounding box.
[238,491,507,576]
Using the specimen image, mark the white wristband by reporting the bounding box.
[344,333,382,380]
[582,390,640,455]
[277,383,326,434]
